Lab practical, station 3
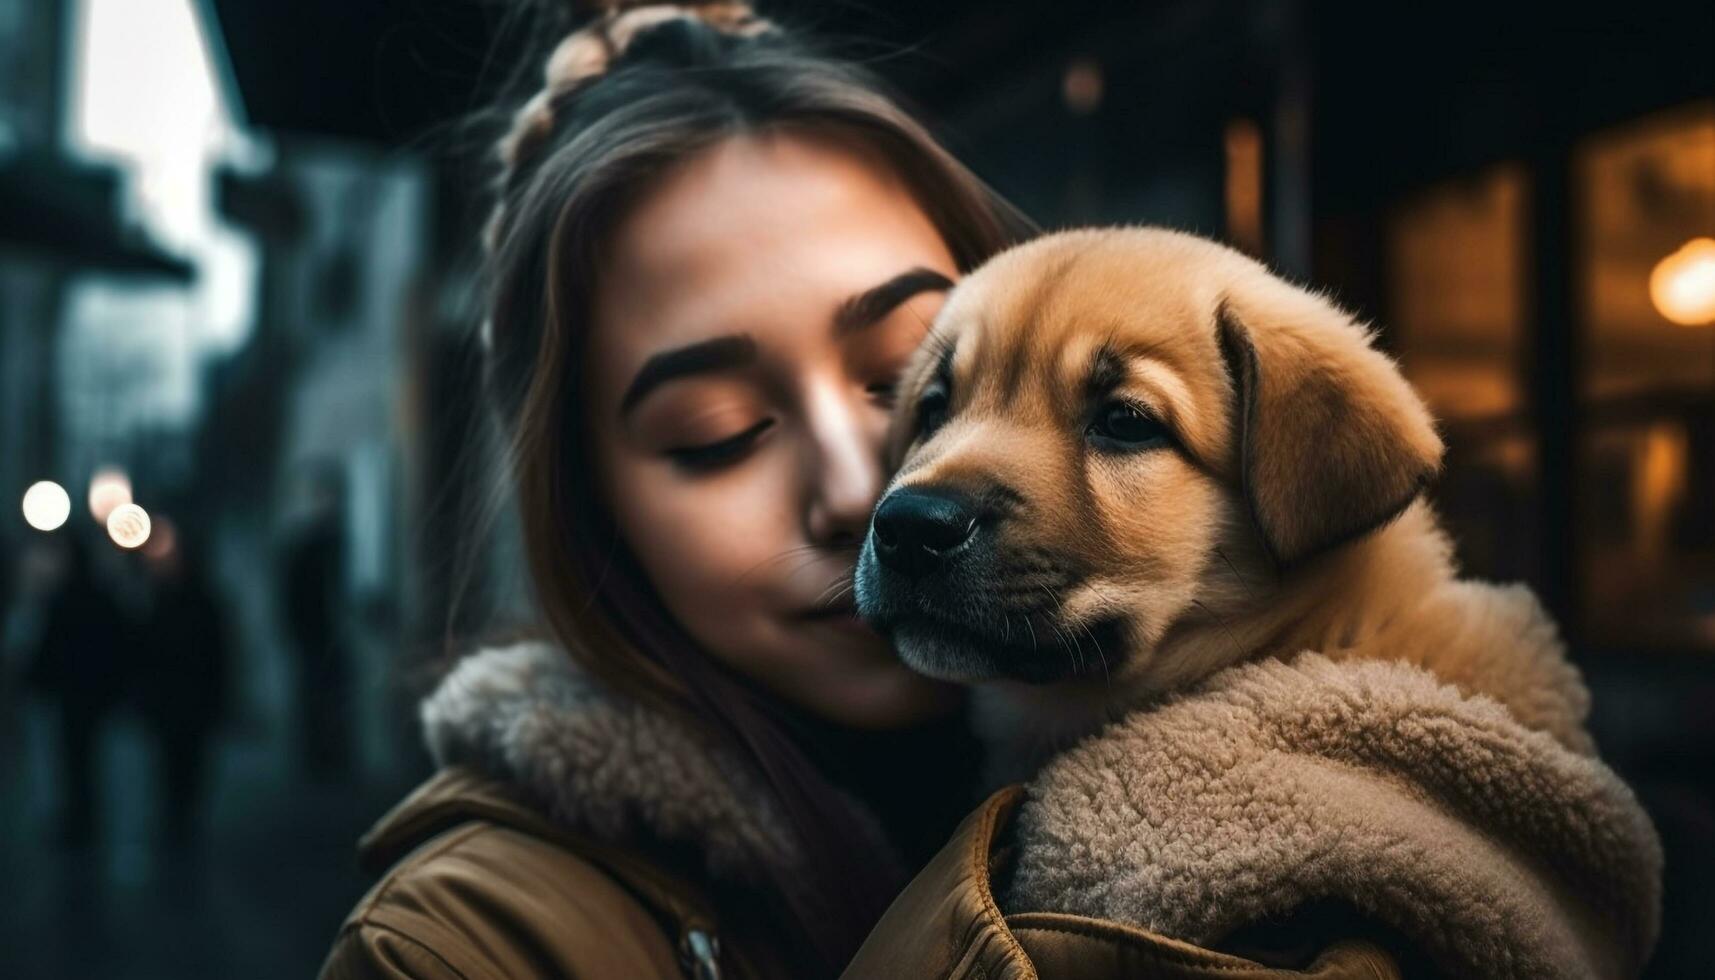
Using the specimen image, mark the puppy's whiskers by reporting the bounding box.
[1071,580,1120,683]
[1038,584,1084,675]
[815,579,855,607]
[1076,618,1111,684]
[734,545,822,584]
[776,552,841,590]
[1049,618,1079,675]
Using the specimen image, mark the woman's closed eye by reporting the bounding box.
[664,418,775,472]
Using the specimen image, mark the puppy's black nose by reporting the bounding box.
[872,488,977,576]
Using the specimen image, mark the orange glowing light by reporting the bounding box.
[1224,118,1264,256]
[1649,237,1715,326]
[106,502,152,550]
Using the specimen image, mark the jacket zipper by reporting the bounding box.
[678,927,722,980]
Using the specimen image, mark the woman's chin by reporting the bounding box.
[713,614,968,729]
[796,651,967,730]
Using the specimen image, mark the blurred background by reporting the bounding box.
[0,1,1710,977]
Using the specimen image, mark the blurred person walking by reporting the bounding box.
[24,535,131,848]
[0,543,27,836]
[278,468,353,780]
[138,537,234,849]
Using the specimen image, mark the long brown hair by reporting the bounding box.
[476,1,1033,969]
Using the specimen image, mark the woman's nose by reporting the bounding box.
[802,384,885,547]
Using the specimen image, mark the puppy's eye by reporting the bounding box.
[1087,402,1169,452]
[914,381,950,438]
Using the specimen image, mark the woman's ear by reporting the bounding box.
[1216,282,1444,568]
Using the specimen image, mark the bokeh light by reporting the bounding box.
[87,466,134,523]
[1649,237,1715,326]
[106,501,153,550]
[142,513,179,561]
[1062,58,1103,115]
[21,481,72,532]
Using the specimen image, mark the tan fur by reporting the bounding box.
[882,226,1592,772]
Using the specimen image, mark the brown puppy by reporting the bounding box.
[854,227,1589,776]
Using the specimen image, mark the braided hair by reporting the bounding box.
[484,2,774,250]
[474,2,1034,971]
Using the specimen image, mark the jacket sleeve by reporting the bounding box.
[321,922,468,980]
[319,823,686,980]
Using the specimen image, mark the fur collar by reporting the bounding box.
[1005,652,1663,979]
[419,639,805,885]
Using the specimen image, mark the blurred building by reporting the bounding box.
[209,140,436,774]
[1,1,459,977]
[0,0,192,525]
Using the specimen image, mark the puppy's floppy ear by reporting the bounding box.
[1217,283,1443,567]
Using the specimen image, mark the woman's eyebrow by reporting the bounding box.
[833,267,955,336]
[620,334,758,415]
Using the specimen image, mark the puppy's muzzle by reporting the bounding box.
[871,488,979,577]
[858,482,1122,683]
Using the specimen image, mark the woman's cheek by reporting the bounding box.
[620,456,797,607]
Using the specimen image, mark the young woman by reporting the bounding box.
[324,2,1032,977]
[322,3,1659,979]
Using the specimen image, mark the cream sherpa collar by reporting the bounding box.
[1006,653,1663,979]
[419,639,807,885]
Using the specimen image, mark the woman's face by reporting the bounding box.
[586,132,965,729]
